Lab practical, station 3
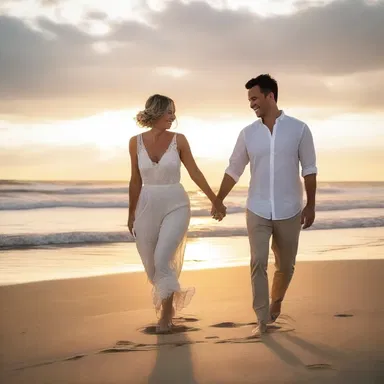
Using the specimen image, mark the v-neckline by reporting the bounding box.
[141,133,176,165]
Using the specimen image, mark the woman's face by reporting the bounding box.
[152,102,176,131]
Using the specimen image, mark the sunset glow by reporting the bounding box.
[0,0,383,184]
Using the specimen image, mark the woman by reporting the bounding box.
[128,94,226,333]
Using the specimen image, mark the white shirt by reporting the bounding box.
[225,111,317,220]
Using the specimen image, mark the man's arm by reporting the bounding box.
[217,174,237,202]
[299,124,318,229]
[301,173,317,229]
[304,174,316,209]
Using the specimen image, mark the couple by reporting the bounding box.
[127,74,317,335]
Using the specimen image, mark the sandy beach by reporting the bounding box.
[1,259,383,383]
[1,0,384,381]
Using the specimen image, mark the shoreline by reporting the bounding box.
[0,256,382,289]
[1,227,383,287]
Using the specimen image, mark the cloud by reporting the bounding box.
[0,0,383,120]
[39,0,61,5]
[85,11,109,20]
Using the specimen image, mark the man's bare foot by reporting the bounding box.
[269,301,281,323]
[251,321,267,337]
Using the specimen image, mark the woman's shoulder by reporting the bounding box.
[129,135,138,143]
[128,134,142,152]
[175,132,187,142]
[175,132,189,149]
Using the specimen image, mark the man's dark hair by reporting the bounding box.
[245,74,278,102]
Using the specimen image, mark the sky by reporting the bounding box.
[0,0,383,186]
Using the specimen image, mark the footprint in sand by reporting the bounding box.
[103,340,158,352]
[210,322,289,330]
[215,336,263,344]
[139,315,201,335]
[15,337,205,371]
[99,339,206,353]
[64,354,86,361]
[209,321,295,337]
[173,316,199,323]
[211,324,294,344]
[306,363,334,370]
[210,321,257,328]
[334,313,354,318]
[267,324,296,333]
[15,354,86,370]
[140,324,201,335]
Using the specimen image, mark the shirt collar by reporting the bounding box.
[276,110,285,121]
[256,110,285,125]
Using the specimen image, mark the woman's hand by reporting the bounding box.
[127,216,135,237]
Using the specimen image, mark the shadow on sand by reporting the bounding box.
[148,332,199,384]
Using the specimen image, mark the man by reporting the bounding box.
[212,74,317,335]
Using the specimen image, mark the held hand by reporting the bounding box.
[301,205,315,229]
[211,199,227,221]
[211,207,224,221]
[127,216,135,237]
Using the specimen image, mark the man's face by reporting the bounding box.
[248,86,270,118]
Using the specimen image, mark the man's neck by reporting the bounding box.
[262,108,282,131]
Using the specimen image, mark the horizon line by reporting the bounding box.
[1,179,384,184]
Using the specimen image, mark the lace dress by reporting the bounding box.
[133,133,195,313]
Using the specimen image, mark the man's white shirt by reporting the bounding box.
[225,111,317,220]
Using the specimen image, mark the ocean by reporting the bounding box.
[1,180,383,284]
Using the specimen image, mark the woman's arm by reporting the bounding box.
[177,134,225,212]
[128,136,142,235]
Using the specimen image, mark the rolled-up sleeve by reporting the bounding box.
[225,130,249,182]
[299,124,318,177]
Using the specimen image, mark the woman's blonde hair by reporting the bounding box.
[135,94,174,128]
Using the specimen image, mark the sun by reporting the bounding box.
[54,109,142,149]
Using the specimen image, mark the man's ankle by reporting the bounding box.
[252,320,267,335]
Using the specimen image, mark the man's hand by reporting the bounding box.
[211,199,227,221]
[301,204,315,229]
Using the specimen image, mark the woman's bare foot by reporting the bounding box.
[156,294,174,334]
[156,317,172,334]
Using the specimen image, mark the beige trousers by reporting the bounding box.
[246,210,302,323]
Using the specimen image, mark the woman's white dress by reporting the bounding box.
[133,133,195,313]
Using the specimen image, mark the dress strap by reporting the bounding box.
[170,133,177,150]
[137,134,143,152]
